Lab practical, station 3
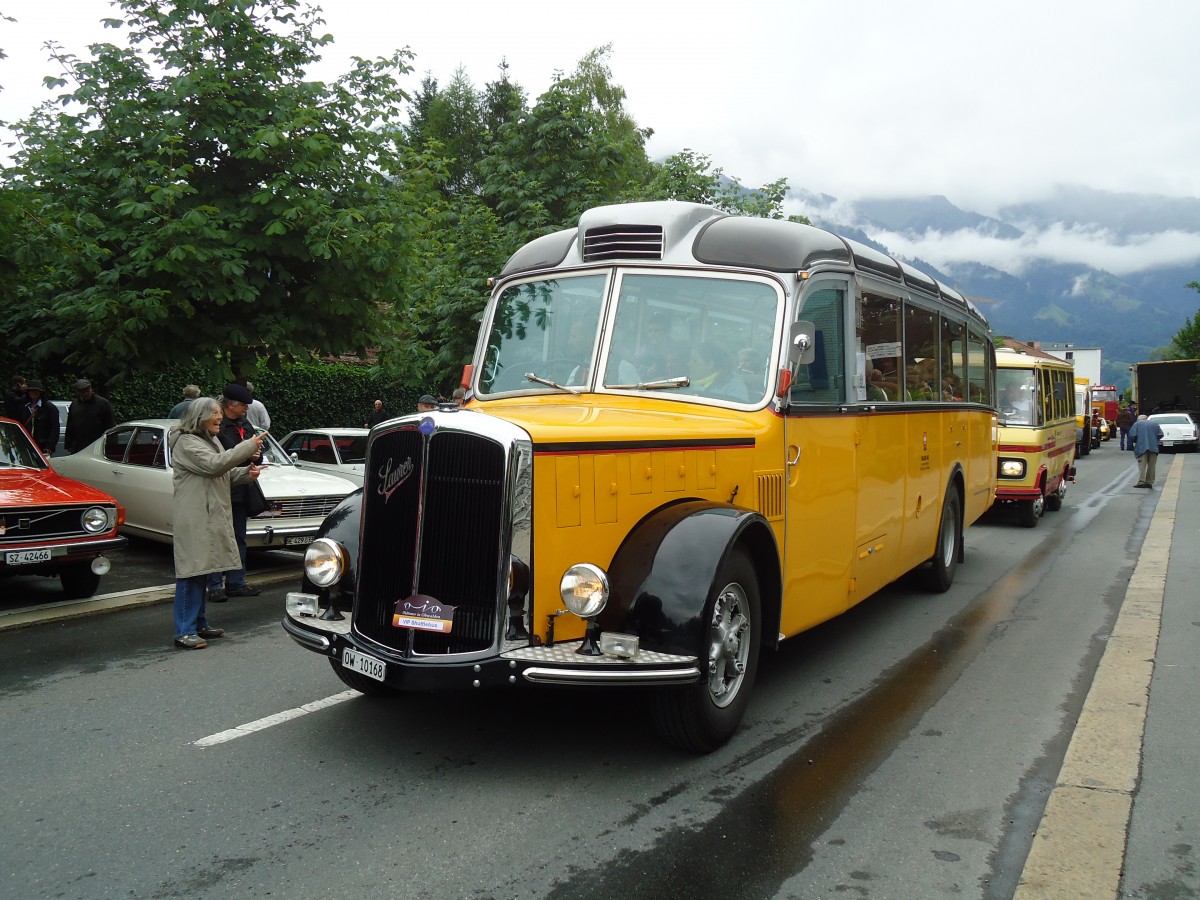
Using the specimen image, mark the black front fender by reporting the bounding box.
[600,501,778,657]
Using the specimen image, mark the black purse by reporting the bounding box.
[245,478,269,517]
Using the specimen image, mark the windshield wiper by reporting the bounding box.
[605,376,691,391]
[525,372,580,395]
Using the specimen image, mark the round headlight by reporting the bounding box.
[304,538,347,588]
[559,563,609,618]
[81,506,111,534]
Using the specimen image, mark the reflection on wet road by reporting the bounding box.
[547,468,1137,900]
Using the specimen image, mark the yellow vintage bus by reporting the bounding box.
[995,349,1077,526]
[284,201,997,751]
[1074,376,1093,457]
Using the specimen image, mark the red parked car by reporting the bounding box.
[1,416,126,599]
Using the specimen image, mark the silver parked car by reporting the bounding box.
[279,428,368,486]
[52,420,358,549]
[1146,412,1199,452]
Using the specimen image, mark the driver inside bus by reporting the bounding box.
[1002,383,1032,424]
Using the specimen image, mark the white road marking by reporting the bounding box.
[193,690,359,747]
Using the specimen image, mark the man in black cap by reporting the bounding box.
[206,383,264,602]
[417,394,438,412]
[4,375,27,421]
[64,378,116,454]
[23,379,61,456]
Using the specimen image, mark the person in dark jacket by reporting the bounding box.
[1114,405,1135,450]
[64,379,116,453]
[1128,414,1164,489]
[4,375,27,421]
[23,380,60,456]
[205,383,265,602]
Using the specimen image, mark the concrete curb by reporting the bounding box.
[1013,456,1181,897]
[0,567,300,632]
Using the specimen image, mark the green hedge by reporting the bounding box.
[7,359,438,436]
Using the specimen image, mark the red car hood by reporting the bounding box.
[0,468,120,507]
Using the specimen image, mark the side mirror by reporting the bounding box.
[787,321,817,366]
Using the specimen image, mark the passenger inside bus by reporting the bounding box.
[1001,382,1033,424]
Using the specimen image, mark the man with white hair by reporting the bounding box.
[244,380,271,430]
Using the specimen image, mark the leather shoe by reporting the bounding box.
[174,634,207,649]
[225,585,261,597]
[206,589,228,603]
[197,626,225,639]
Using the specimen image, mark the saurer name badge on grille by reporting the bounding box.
[392,594,456,633]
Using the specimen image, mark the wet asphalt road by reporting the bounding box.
[0,445,1168,898]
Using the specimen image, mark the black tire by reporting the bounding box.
[1045,475,1067,512]
[328,657,398,697]
[651,548,761,753]
[920,490,961,593]
[1017,492,1044,528]
[59,563,102,599]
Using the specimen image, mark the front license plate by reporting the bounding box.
[5,548,52,565]
[284,535,314,546]
[342,648,386,682]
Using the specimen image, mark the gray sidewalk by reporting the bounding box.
[1015,452,1199,898]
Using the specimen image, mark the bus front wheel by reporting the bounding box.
[651,549,761,753]
[1018,492,1044,528]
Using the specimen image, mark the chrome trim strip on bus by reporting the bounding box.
[522,666,701,686]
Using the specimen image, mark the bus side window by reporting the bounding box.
[790,286,845,404]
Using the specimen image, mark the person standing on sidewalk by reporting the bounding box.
[168,397,265,649]
[1115,404,1135,451]
[1128,414,1164,489]
[206,383,265,602]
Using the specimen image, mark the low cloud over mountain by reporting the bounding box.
[791,186,1200,390]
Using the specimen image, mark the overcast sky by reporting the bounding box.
[2,0,1199,273]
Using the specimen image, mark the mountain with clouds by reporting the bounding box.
[791,186,1200,391]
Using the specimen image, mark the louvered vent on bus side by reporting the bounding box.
[755,471,785,521]
[582,224,665,261]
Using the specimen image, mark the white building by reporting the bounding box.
[1030,342,1103,385]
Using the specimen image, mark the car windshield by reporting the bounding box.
[0,421,46,468]
[477,271,781,404]
[258,431,295,466]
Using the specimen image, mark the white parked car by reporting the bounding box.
[52,420,358,549]
[1147,413,1199,452]
[279,428,368,485]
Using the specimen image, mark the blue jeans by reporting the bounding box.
[173,574,212,638]
[206,502,249,592]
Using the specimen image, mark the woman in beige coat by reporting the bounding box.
[169,397,264,648]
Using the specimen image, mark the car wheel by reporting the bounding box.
[59,563,102,599]
[920,489,961,593]
[651,548,760,753]
[328,657,398,697]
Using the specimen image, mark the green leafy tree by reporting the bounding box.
[1,0,435,385]
[636,148,806,222]
[1169,281,1200,359]
[479,46,654,242]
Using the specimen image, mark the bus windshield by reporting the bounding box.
[478,271,781,403]
[998,367,1037,425]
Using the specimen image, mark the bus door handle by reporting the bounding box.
[787,445,801,467]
